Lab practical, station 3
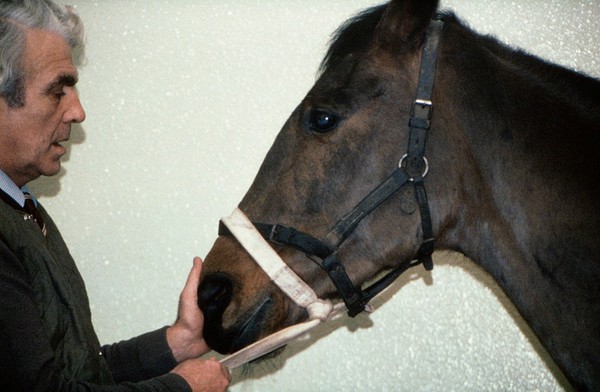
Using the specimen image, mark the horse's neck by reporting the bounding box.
[439,22,600,390]
[442,22,600,273]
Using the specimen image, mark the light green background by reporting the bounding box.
[31,1,599,390]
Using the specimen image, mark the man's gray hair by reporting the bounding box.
[0,0,84,107]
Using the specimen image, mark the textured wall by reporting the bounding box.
[31,1,598,391]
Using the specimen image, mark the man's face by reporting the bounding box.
[0,28,85,187]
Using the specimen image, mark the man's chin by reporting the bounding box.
[40,161,63,178]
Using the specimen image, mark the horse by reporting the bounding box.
[197,0,600,390]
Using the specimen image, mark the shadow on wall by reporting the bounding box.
[29,123,87,198]
[227,251,572,390]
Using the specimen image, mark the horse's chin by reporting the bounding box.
[205,297,274,354]
[229,297,274,352]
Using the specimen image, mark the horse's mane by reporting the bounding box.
[320,6,600,119]
[469,21,600,118]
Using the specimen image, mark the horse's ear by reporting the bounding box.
[375,0,439,51]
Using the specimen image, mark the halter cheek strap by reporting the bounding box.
[405,17,445,270]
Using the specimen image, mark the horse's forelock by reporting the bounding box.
[319,4,458,77]
[318,5,387,76]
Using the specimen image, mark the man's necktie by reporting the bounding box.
[23,192,47,237]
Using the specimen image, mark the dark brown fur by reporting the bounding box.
[199,1,600,390]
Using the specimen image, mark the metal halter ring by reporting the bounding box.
[399,154,429,179]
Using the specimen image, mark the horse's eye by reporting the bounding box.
[307,109,339,133]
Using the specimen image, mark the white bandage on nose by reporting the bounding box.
[219,208,345,369]
[220,208,336,321]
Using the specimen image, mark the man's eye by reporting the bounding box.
[307,109,340,133]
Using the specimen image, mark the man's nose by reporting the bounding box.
[64,88,86,123]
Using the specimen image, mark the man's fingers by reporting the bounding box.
[182,256,203,298]
[223,365,232,382]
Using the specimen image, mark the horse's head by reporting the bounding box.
[199,0,461,354]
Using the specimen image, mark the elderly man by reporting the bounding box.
[0,1,230,391]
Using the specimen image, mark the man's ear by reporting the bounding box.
[375,0,439,52]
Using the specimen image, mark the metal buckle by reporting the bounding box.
[268,224,285,246]
[409,99,433,130]
[412,99,433,118]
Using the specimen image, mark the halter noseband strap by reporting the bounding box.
[219,18,445,318]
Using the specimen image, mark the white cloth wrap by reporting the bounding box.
[221,208,333,321]
[218,208,346,369]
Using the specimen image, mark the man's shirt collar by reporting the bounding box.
[0,170,27,208]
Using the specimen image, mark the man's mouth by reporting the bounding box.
[52,137,69,147]
[51,141,68,155]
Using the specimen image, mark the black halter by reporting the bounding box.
[220,18,445,317]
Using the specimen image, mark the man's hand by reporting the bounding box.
[167,257,210,362]
[171,357,231,392]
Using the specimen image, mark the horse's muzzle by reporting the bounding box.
[198,272,274,353]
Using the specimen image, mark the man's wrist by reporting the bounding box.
[166,324,210,363]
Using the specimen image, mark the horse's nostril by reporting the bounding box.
[198,272,233,315]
